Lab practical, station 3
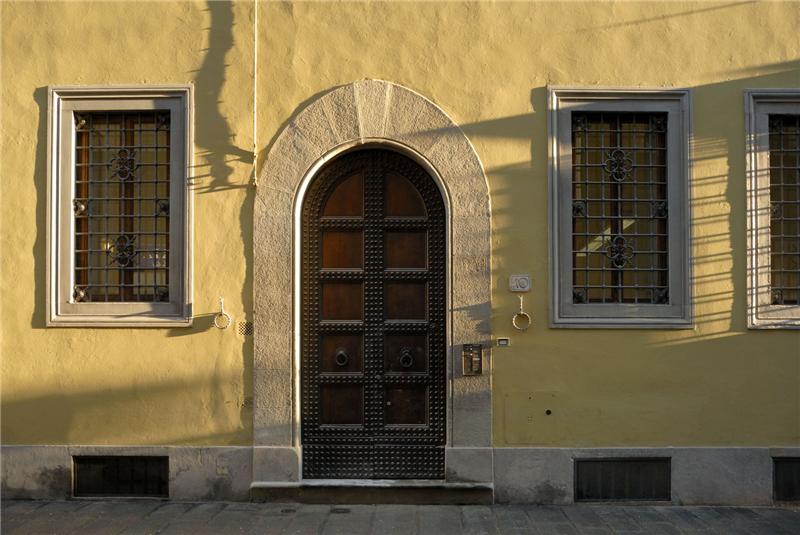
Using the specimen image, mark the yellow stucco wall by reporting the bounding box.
[1,1,255,445]
[2,1,799,447]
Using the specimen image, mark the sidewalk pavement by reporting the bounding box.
[2,500,799,534]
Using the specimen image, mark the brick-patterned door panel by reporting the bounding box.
[301,149,446,479]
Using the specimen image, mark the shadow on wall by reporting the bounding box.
[179,0,255,441]
[448,63,799,345]
[26,1,256,441]
[30,87,48,330]
[1,374,249,445]
[190,0,253,192]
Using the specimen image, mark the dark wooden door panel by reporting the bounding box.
[322,231,363,268]
[385,172,427,217]
[385,282,428,320]
[385,385,428,425]
[323,172,364,216]
[320,385,364,425]
[302,149,445,479]
[321,282,363,320]
[385,231,427,268]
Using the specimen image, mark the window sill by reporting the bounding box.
[747,320,800,330]
[550,317,694,329]
[46,314,193,328]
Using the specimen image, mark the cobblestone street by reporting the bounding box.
[2,500,799,535]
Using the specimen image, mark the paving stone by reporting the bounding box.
[652,507,711,532]
[689,507,757,535]
[751,507,800,534]
[561,506,613,534]
[70,500,163,535]
[521,505,580,534]
[418,505,463,535]
[535,522,579,535]
[492,505,534,534]
[322,505,374,535]
[1,500,55,533]
[282,504,331,535]
[201,503,277,534]
[371,504,416,535]
[118,502,194,535]
[1,500,50,514]
[242,503,298,534]
[4,500,96,535]
[620,507,681,535]
[589,506,643,533]
[523,505,570,525]
[157,502,228,535]
[569,528,614,535]
[461,505,498,534]
[522,508,573,534]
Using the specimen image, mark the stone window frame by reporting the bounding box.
[46,86,194,327]
[548,88,693,328]
[253,80,492,485]
[745,89,800,329]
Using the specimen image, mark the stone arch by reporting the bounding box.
[253,80,491,485]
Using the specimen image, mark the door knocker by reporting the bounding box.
[512,295,532,331]
[334,348,350,367]
[399,347,414,368]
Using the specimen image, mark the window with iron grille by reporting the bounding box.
[746,91,800,328]
[549,89,691,327]
[48,87,192,326]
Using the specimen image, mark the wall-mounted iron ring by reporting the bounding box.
[214,297,232,330]
[512,294,532,331]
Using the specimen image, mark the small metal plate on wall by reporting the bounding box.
[462,344,483,376]
[509,274,531,292]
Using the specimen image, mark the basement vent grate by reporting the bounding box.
[774,458,800,501]
[575,458,670,502]
[73,456,168,497]
[238,321,254,336]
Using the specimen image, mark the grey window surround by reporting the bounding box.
[46,86,193,327]
[548,88,693,328]
[745,90,800,329]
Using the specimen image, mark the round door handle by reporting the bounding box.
[334,348,349,367]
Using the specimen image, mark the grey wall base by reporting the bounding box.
[4,445,799,505]
[1,445,252,501]
[493,447,800,506]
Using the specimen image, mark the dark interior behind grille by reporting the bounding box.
[73,456,168,497]
[575,458,670,502]
[774,458,800,502]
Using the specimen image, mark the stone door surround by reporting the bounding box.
[253,80,492,484]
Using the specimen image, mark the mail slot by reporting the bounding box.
[462,344,483,376]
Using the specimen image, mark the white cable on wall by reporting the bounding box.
[252,0,258,187]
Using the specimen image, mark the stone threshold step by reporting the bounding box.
[250,481,494,505]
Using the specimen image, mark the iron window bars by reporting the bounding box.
[768,114,800,306]
[73,111,171,303]
[571,112,669,305]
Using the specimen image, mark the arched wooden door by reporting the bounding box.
[301,148,446,479]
